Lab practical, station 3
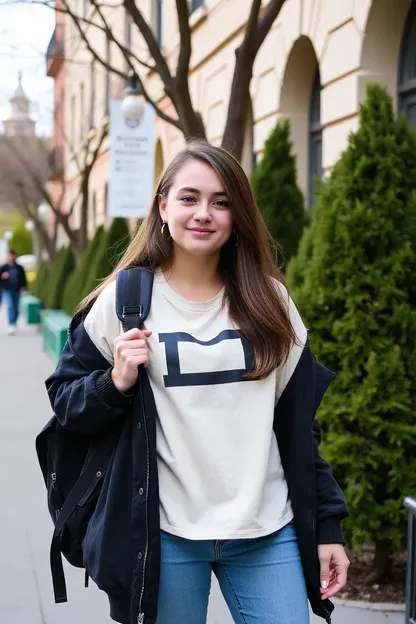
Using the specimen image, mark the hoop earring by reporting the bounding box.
[161,222,171,240]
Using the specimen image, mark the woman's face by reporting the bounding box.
[159,159,233,258]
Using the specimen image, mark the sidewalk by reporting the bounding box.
[0,309,403,624]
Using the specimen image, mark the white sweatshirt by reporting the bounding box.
[84,269,308,540]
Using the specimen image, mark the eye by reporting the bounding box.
[180,196,196,204]
[214,199,230,209]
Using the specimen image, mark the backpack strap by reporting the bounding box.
[115,268,154,332]
[50,426,120,603]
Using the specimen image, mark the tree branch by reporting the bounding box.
[61,0,127,80]
[175,0,191,85]
[253,0,286,53]
[123,0,175,94]
[87,0,182,130]
[240,0,262,55]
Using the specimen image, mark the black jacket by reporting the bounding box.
[46,311,349,624]
[0,262,27,291]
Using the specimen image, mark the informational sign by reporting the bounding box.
[108,100,156,218]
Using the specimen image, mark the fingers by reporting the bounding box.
[117,327,152,341]
[321,570,348,599]
[319,554,331,590]
[124,348,150,368]
[321,563,349,600]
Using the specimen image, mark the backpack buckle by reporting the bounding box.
[122,305,143,319]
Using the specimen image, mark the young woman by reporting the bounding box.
[46,141,349,624]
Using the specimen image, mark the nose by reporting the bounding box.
[193,200,212,222]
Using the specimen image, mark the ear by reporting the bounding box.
[158,193,168,222]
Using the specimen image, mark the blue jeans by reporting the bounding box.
[3,290,20,326]
[157,520,310,623]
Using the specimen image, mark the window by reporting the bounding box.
[92,191,97,230]
[89,60,95,129]
[105,37,111,116]
[125,10,133,49]
[191,0,204,12]
[70,94,76,147]
[399,2,416,130]
[308,69,322,208]
[156,0,163,47]
[80,82,85,142]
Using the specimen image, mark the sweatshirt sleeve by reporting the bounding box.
[83,280,123,364]
[45,282,132,435]
[274,280,308,403]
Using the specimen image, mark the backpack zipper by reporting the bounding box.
[137,370,150,624]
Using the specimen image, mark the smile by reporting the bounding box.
[187,228,215,236]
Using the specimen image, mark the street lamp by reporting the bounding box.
[38,202,49,218]
[25,220,35,232]
[121,70,146,120]
[4,230,13,241]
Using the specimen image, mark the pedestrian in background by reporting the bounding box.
[46,141,349,624]
[0,249,27,335]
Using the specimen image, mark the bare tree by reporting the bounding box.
[1,115,108,266]
[30,0,286,161]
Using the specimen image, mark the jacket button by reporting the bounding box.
[138,551,143,560]
[138,487,144,496]
[137,422,142,430]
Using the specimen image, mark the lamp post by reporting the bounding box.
[121,70,146,121]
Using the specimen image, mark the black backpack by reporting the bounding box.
[35,268,154,604]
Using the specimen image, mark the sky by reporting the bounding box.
[0,1,55,136]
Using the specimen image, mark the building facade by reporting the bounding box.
[50,0,416,237]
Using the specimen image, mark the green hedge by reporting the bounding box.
[9,224,33,257]
[287,83,416,560]
[251,120,307,269]
[46,245,75,310]
[62,225,105,316]
[31,259,49,300]
[84,218,130,297]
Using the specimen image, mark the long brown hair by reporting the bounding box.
[80,140,297,380]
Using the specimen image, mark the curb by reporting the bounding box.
[333,598,405,612]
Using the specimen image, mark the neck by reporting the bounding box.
[166,247,222,289]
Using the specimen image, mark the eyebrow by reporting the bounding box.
[177,186,228,196]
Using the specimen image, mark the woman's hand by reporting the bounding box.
[318,543,350,600]
[111,327,152,392]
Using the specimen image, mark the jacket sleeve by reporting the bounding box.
[45,336,134,435]
[312,360,349,545]
[313,418,349,544]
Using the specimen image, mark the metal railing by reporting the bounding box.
[405,496,416,624]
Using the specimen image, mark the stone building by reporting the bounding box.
[48,0,416,231]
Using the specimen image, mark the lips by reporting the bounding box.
[188,227,215,233]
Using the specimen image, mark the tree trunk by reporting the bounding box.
[222,47,255,161]
[174,88,207,140]
[365,539,393,583]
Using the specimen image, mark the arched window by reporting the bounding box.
[308,69,322,208]
[399,2,416,129]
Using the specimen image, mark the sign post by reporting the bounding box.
[108,100,156,219]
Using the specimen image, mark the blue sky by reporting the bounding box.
[0,1,55,136]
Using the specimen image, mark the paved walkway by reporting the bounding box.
[0,308,403,623]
